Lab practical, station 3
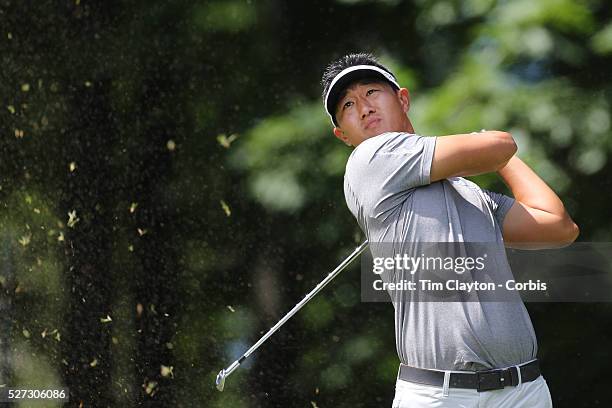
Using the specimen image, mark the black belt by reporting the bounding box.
[398,359,541,392]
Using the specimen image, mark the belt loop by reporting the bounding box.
[514,365,522,388]
[442,371,450,397]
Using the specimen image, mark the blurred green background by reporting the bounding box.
[1,0,611,407]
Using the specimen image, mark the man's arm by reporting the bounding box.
[498,156,580,249]
[430,131,517,182]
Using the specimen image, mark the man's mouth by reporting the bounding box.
[364,118,381,129]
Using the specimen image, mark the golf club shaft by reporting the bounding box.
[219,240,369,383]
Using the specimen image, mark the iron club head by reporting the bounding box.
[216,369,226,392]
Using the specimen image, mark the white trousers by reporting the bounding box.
[392,374,553,407]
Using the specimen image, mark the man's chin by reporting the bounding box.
[366,128,395,138]
[355,128,400,145]
[354,133,380,146]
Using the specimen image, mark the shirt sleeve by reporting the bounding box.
[344,133,437,219]
[481,189,516,233]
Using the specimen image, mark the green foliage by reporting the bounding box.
[192,1,258,33]
[230,102,350,212]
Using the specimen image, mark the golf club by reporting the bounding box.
[215,240,369,391]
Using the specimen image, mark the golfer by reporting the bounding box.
[321,53,579,407]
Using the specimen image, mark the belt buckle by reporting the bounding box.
[476,370,505,392]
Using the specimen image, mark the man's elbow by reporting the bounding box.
[498,131,518,161]
[565,221,580,243]
[490,131,517,168]
[556,220,580,247]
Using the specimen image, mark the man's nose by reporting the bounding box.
[359,99,375,118]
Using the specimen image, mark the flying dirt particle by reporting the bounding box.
[67,210,80,228]
[220,200,231,217]
[18,234,31,246]
[160,365,174,378]
[216,133,239,149]
[143,381,158,396]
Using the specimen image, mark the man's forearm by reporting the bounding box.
[431,131,517,182]
[497,155,568,217]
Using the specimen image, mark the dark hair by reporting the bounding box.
[322,53,395,96]
[321,53,397,122]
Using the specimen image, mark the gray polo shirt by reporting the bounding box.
[343,132,538,371]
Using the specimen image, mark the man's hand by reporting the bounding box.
[430,131,517,183]
[499,156,579,249]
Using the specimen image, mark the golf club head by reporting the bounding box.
[216,369,226,392]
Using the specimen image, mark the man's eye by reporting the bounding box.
[366,89,377,96]
[343,101,353,109]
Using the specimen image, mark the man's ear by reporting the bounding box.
[398,87,410,113]
[333,127,352,146]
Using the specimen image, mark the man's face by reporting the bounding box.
[333,80,411,147]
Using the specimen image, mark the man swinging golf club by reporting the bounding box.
[322,53,579,407]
